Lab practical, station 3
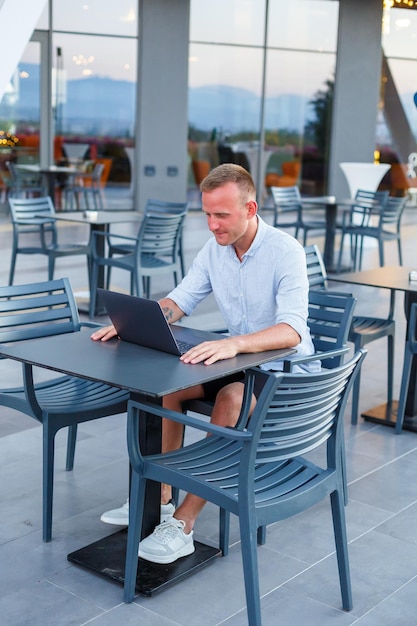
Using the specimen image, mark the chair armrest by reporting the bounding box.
[79,321,103,329]
[92,230,138,243]
[22,362,43,420]
[282,346,349,372]
[128,397,253,441]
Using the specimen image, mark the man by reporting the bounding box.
[91,163,317,563]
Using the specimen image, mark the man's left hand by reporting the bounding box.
[180,338,239,365]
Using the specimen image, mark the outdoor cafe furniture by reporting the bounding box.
[0,278,129,541]
[270,185,326,245]
[89,209,187,318]
[0,316,293,594]
[396,302,417,433]
[332,266,417,431]
[123,351,366,624]
[48,209,142,316]
[8,196,90,286]
[337,193,406,272]
[305,243,396,427]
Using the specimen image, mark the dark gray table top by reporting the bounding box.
[0,327,294,398]
[331,266,417,293]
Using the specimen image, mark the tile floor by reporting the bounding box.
[1,191,417,625]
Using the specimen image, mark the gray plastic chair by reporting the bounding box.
[395,302,417,434]
[63,162,105,210]
[8,196,90,285]
[6,161,44,198]
[305,243,395,425]
[123,351,366,623]
[0,278,129,541]
[336,189,390,271]
[90,208,187,317]
[270,185,326,245]
[105,199,189,284]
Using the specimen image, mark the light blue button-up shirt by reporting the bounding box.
[167,216,317,372]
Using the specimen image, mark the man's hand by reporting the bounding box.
[180,337,239,365]
[91,325,118,342]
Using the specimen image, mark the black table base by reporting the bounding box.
[67,529,221,596]
[362,401,417,433]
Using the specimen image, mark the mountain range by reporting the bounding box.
[1,63,416,140]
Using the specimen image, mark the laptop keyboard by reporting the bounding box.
[176,340,196,354]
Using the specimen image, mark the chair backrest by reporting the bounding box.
[304,244,328,290]
[248,350,365,465]
[348,189,389,226]
[145,199,189,215]
[8,195,55,221]
[307,289,356,368]
[270,185,302,208]
[380,195,407,228]
[5,161,18,183]
[91,162,105,187]
[137,209,187,258]
[0,278,80,344]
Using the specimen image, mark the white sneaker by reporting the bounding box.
[138,518,195,564]
[100,499,176,526]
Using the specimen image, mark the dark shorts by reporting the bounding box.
[202,371,265,402]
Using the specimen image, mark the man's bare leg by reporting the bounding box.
[172,381,256,533]
[160,383,205,504]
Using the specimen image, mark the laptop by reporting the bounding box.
[97,288,204,356]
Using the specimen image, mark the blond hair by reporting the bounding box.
[200,163,256,200]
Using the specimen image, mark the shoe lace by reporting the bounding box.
[153,519,185,544]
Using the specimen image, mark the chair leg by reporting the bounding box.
[48,256,55,281]
[397,238,403,266]
[257,525,266,545]
[378,240,384,267]
[330,488,353,611]
[341,436,348,506]
[66,424,78,471]
[43,416,58,542]
[239,513,262,626]
[395,345,413,434]
[387,333,394,406]
[8,249,17,285]
[123,472,146,603]
[350,366,361,425]
[337,232,345,272]
[89,262,100,319]
[219,508,230,556]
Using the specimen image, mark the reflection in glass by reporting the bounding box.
[52,0,137,37]
[188,43,264,185]
[190,0,266,46]
[268,0,339,52]
[0,41,41,170]
[52,33,137,186]
[264,48,336,195]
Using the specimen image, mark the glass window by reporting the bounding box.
[52,33,137,185]
[188,43,264,177]
[36,2,49,30]
[382,8,417,59]
[0,41,41,163]
[268,0,339,52]
[190,0,266,46]
[264,48,336,194]
[52,0,137,37]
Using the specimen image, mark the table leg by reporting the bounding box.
[78,223,107,316]
[323,203,337,271]
[362,291,417,432]
[67,396,220,596]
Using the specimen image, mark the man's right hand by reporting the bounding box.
[91,325,118,342]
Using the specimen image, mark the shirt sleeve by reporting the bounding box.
[166,242,213,316]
